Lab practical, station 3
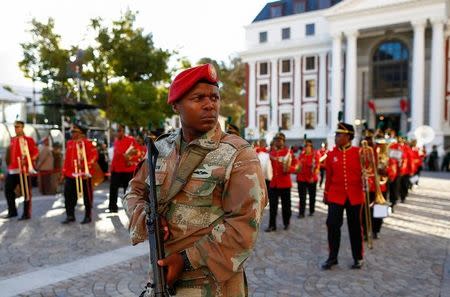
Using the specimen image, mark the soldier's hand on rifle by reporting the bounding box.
[160,216,170,241]
[157,253,184,287]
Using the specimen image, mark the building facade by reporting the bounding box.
[241,0,450,149]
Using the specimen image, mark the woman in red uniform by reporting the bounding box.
[295,139,320,218]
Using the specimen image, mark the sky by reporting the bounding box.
[0,0,268,89]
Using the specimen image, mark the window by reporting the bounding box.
[259,84,268,101]
[259,62,268,75]
[259,31,268,43]
[259,114,268,131]
[281,59,291,73]
[281,82,291,99]
[305,80,316,98]
[271,4,282,17]
[281,113,292,130]
[294,0,306,13]
[305,56,316,71]
[306,23,315,36]
[282,27,291,40]
[305,112,316,129]
[372,41,409,98]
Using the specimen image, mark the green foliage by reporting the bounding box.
[196,56,246,128]
[19,10,173,129]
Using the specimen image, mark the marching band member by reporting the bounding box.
[108,125,139,213]
[322,122,364,270]
[409,139,422,185]
[387,132,401,210]
[398,136,412,203]
[4,120,38,220]
[295,139,320,218]
[265,132,296,232]
[361,130,386,240]
[61,123,98,224]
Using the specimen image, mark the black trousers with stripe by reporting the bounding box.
[326,199,363,261]
[64,177,93,219]
[5,173,32,217]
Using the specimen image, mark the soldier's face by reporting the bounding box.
[335,133,350,147]
[174,82,220,135]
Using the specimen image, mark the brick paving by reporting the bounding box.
[1,172,449,296]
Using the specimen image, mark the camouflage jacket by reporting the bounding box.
[123,123,268,296]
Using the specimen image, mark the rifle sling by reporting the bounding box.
[166,146,210,201]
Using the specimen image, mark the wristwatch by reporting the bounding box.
[180,250,194,271]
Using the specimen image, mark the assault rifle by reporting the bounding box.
[145,137,171,297]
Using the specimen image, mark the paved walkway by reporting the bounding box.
[0,172,449,296]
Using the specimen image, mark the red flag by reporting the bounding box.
[368,100,376,113]
[400,98,408,113]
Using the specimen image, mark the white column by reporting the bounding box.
[410,19,426,133]
[429,19,445,133]
[248,62,256,130]
[270,59,279,130]
[293,56,301,128]
[318,52,327,129]
[331,33,343,130]
[345,30,358,125]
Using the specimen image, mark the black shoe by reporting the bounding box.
[18,216,30,221]
[283,224,289,230]
[373,232,379,239]
[61,217,76,224]
[3,213,18,219]
[264,226,276,232]
[309,213,314,217]
[321,258,338,270]
[351,259,364,269]
[106,209,118,213]
[297,213,305,219]
[80,217,92,224]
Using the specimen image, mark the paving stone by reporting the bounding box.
[3,173,450,296]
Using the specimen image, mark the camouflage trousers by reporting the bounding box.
[140,269,248,297]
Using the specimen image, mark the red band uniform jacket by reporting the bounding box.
[296,150,320,183]
[8,136,39,174]
[111,135,139,173]
[62,139,99,178]
[325,145,364,206]
[269,148,296,189]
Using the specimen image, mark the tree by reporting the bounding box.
[197,57,246,128]
[19,11,174,129]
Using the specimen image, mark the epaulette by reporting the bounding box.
[221,133,251,150]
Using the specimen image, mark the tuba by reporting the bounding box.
[375,139,389,187]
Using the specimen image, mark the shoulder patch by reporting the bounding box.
[221,134,251,150]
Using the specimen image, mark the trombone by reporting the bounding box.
[17,156,30,201]
[17,137,35,201]
[74,141,90,200]
[360,140,389,249]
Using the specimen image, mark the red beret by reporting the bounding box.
[167,64,219,104]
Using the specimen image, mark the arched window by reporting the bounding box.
[372,41,409,98]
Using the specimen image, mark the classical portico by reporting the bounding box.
[326,0,449,147]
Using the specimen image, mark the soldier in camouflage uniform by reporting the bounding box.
[123,64,268,296]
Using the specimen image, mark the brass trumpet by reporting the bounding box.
[282,147,292,173]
